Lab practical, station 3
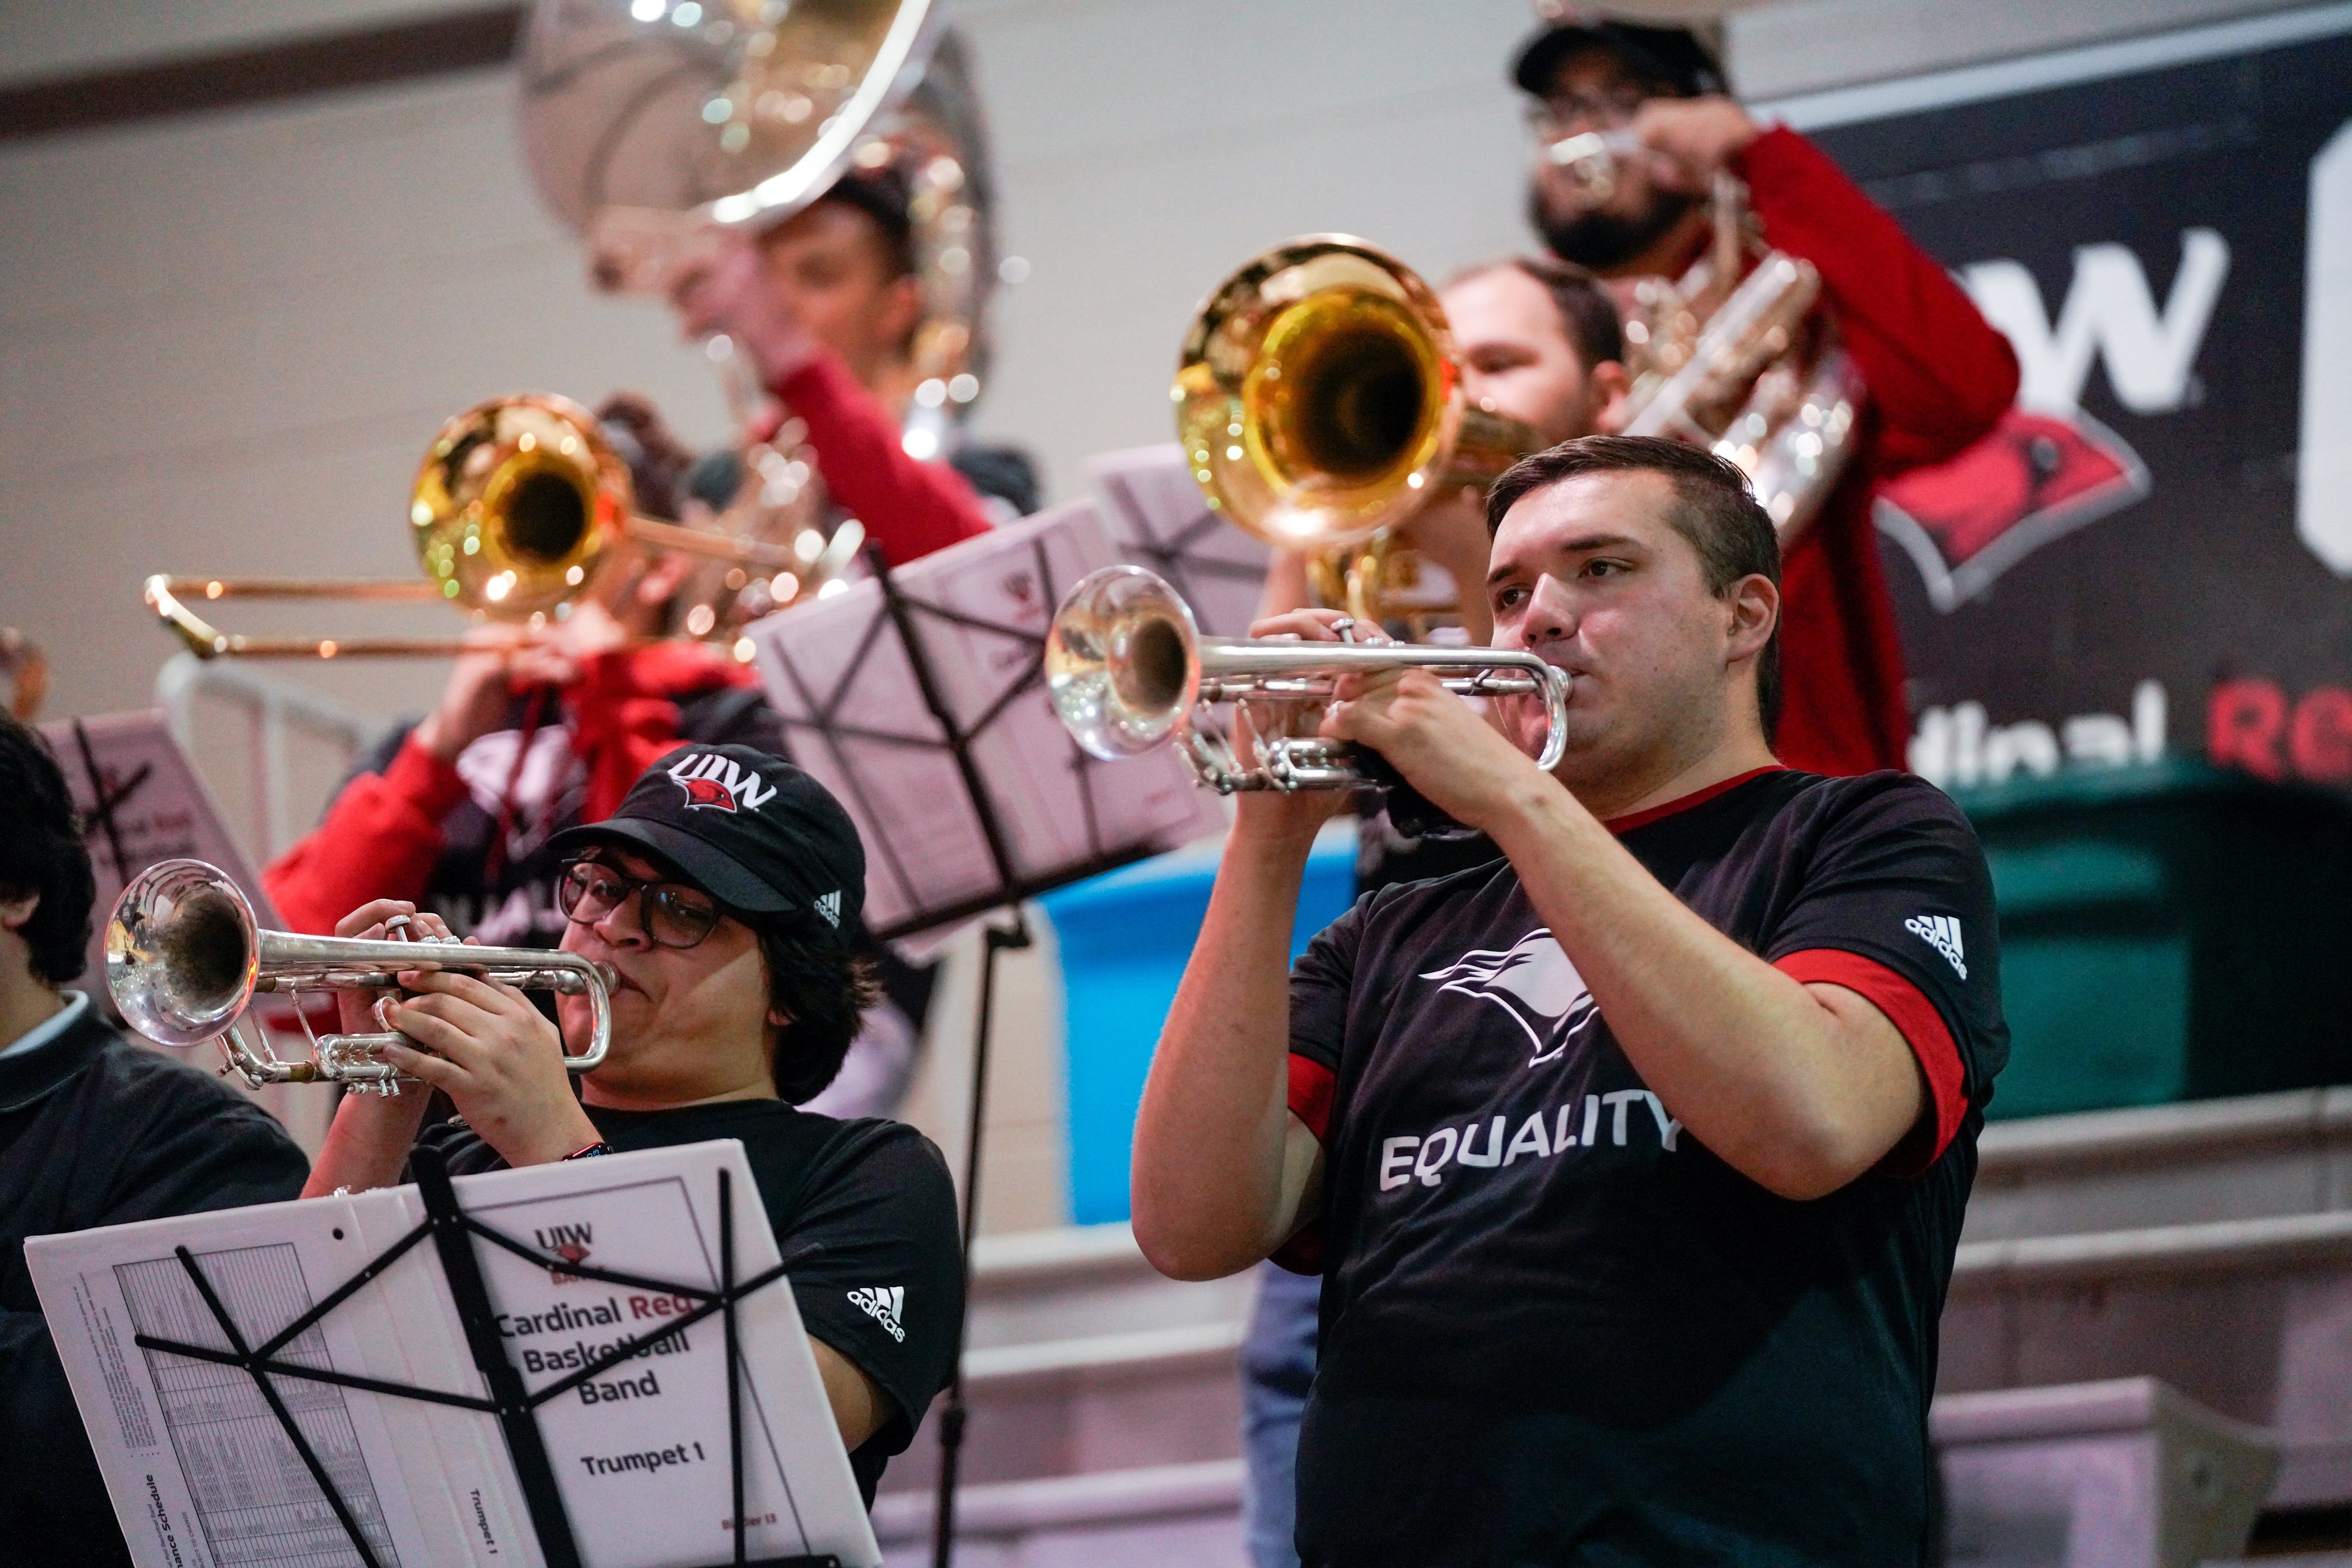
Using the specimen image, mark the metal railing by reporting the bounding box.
[155,652,379,861]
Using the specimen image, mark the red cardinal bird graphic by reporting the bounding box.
[677,774,737,811]
[1875,408,2150,612]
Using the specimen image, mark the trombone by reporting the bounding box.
[106,858,613,1094]
[1047,566,1570,800]
[147,394,827,661]
[1175,235,1540,633]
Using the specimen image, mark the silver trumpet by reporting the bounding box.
[1046,566,1571,799]
[106,859,613,1095]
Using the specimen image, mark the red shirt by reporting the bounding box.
[758,353,995,567]
[1730,127,2020,774]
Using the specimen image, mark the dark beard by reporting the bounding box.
[1531,185,1700,271]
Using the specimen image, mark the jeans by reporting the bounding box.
[1241,1261,1322,1568]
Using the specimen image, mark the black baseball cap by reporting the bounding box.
[1511,12,1726,100]
[548,744,865,934]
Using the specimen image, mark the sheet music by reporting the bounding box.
[38,708,280,1003]
[30,1192,498,1568]
[1088,442,1272,638]
[114,1245,412,1567]
[375,1149,875,1568]
[746,498,1224,937]
[29,1141,878,1568]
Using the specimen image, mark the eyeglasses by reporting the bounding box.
[556,860,725,950]
[1527,85,1649,143]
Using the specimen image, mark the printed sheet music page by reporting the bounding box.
[29,1140,878,1568]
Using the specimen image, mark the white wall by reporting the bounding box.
[3,0,2308,736]
[0,0,2309,1219]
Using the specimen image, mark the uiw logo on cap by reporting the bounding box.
[667,752,780,814]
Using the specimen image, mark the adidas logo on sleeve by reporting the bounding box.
[1905,914,1968,978]
[847,1285,906,1342]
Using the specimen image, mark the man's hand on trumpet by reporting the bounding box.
[377,969,600,1170]
[1320,661,1553,837]
[326,899,600,1172]
[1228,610,1375,848]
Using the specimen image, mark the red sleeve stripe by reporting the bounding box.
[1774,948,1966,1164]
[1287,1054,1337,1145]
[1268,1055,1337,1275]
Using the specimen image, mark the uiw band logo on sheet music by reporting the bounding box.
[847,1286,905,1342]
[535,1220,593,1283]
[668,752,778,813]
[1421,930,1600,1065]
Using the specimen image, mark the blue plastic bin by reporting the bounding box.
[1039,836,1359,1225]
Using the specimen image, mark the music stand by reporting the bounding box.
[756,540,1187,1566]
[122,1145,834,1568]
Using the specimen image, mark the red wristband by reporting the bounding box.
[562,1139,610,1161]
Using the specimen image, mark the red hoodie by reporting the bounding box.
[1729,127,2020,774]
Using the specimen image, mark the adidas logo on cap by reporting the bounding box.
[667,751,780,814]
[847,1285,904,1342]
[814,889,841,928]
[1905,914,1968,978]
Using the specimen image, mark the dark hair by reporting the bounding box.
[0,715,96,984]
[753,920,882,1104]
[1485,435,1782,738]
[811,166,918,282]
[1449,256,1625,372]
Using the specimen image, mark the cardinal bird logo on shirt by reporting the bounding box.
[666,752,780,814]
[1421,930,1600,1066]
[1875,408,2150,612]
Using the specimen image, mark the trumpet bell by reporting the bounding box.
[1045,566,1203,760]
[411,394,632,620]
[106,860,262,1049]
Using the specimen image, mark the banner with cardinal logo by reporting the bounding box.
[1772,7,2352,791]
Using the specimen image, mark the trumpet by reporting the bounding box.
[1047,566,1570,805]
[106,859,613,1095]
[147,394,816,661]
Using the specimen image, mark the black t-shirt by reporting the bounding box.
[1281,768,2006,1567]
[417,1099,962,1505]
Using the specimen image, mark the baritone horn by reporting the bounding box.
[1047,566,1570,801]
[1546,132,1863,540]
[147,394,810,660]
[106,859,613,1094]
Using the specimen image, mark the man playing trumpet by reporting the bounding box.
[1133,436,2007,1565]
[299,744,963,1506]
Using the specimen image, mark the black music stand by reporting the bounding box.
[127,1145,837,1568]
[760,545,1170,1567]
